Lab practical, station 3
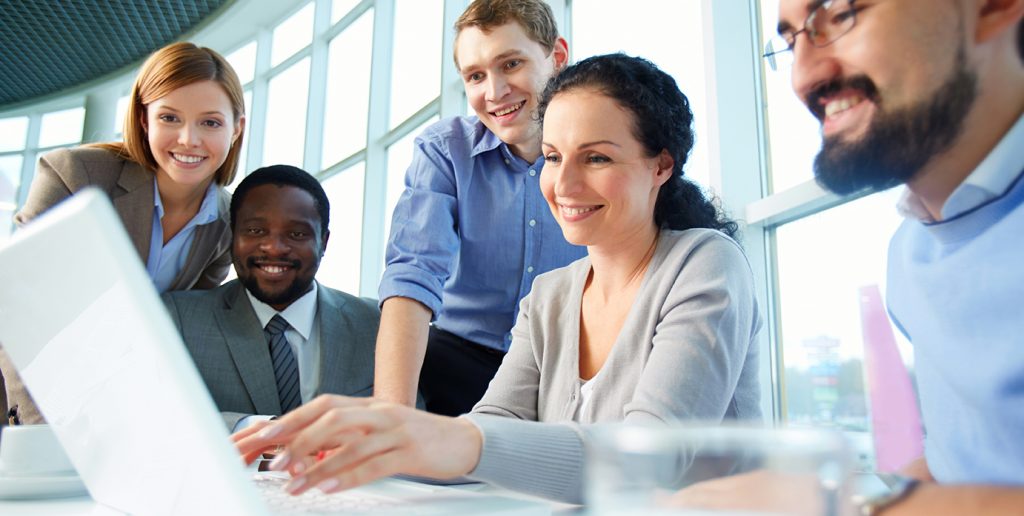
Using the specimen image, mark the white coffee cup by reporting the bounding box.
[0,424,76,477]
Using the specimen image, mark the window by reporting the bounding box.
[0,155,23,240]
[0,117,28,152]
[263,58,311,168]
[38,107,85,149]
[114,95,130,137]
[322,9,374,168]
[383,116,438,252]
[331,0,361,23]
[776,188,912,436]
[318,164,366,294]
[758,0,824,193]
[388,0,443,129]
[227,41,258,86]
[272,3,315,67]
[570,0,710,189]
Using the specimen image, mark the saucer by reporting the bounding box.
[0,471,88,500]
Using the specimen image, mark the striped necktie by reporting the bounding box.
[265,315,301,414]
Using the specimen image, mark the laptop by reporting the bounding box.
[0,189,548,515]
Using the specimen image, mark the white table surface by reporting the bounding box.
[0,478,579,515]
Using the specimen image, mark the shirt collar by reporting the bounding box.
[469,122,545,172]
[897,113,1024,222]
[245,281,319,340]
[470,120,505,157]
[152,178,221,227]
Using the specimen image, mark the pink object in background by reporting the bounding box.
[858,284,924,472]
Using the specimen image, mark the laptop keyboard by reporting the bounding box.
[254,473,404,514]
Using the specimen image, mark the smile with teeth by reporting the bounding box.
[172,153,207,164]
[560,205,601,217]
[255,263,295,275]
[492,101,525,117]
[823,95,865,119]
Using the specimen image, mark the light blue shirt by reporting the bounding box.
[887,114,1024,484]
[898,114,1024,222]
[378,116,587,351]
[146,180,220,293]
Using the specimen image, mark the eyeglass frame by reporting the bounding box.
[763,0,860,71]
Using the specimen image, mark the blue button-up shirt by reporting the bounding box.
[146,179,220,293]
[379,116,587,351]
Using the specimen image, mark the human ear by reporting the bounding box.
[551,37,569,71]
[233,115,246,145]
[653,150,674,187]
[320,229,330,257]
[975,0,1024,44]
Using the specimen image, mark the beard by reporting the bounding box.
[811,51,978,195]
[236,257,314,308]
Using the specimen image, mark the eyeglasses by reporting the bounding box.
[763,0,860,71]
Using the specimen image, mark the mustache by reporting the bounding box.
[247,256,301,268]
[805,75,879,120]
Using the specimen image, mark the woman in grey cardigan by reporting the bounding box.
[235,54,762,505]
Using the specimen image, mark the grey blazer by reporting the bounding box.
[1,146,232,424]
[15,146,232,289]
[162,280,380,430]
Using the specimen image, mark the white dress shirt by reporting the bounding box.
[232,283,322,433]
[246,281,322,404]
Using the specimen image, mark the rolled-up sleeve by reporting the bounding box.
[378,130,460,319]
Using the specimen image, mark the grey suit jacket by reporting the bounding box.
[1,146,232,425]
[15,146,232,289]
[162,280,380,430]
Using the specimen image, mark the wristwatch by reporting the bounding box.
[857,476,920,515]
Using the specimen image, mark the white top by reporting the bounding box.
[246,281,321,403]
[899,114,1024,221]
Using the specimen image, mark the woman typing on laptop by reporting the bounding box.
[0,41,246,424]
[235,54,762,504]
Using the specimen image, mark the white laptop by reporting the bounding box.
[0,189,548,515]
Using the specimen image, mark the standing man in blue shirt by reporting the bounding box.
[771,0,1023,513]
[374,0,586,415]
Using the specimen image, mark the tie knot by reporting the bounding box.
[266,315,289,336]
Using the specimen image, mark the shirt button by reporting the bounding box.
[529,219,536,227]
[527,266,535,273]
[504,158,511,165]
[529,169,537,177]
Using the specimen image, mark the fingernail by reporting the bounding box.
[285,476,307,494]
[268,452,290,471]
[258,424,282,440]
[291,460,306,475]
[316,478,340,493]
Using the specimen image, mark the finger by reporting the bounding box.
[237,431,288,462]
[319,451,410,494]
[289,429,405,494]
[230,419,272,443]
[280,406,398,471]
[286,437,407,496]
[239,441,283,465]
[256,395,375,446]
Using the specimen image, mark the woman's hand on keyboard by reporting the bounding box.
[232,394,484,496]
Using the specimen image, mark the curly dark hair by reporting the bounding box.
[537,53,737,239]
